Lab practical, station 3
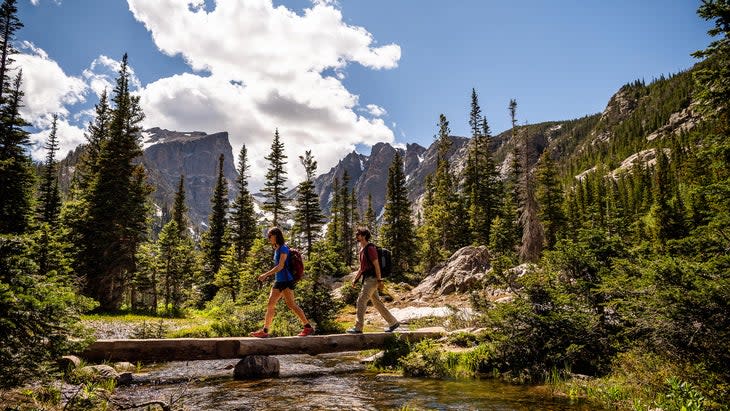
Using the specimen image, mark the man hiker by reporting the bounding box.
[347,227,400,334]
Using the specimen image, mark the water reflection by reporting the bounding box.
[113,353,597,410]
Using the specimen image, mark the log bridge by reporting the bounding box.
[78,329,445,379]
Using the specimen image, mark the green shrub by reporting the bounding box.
[0,235,96,388]
[656,377,706,411]
[338,280,361,306]
[372,334,412,370]
[399,340,448,378]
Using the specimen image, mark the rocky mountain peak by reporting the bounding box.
[142,128,238,230]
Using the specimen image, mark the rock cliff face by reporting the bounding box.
[141,127,239,229]
[313,136,467,219]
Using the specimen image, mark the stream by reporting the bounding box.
[109,352,598,410]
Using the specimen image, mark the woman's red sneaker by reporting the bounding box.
[250,329,269,338]
[297,326,314,337]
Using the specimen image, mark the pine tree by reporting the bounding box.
[381,150,418,281]
[0,70,33,234]
[262,128,288,226]
[294,150,324,256]
[172,175,188,237]
[420,114,468,260]
[0,0,22,105]
[692,0,730,130]
[649,149,686,249]
[73,54,152,311]
[463,89,500,245]
[325,177,341,247]
[340,170,354,266]
[157,219,198,313]
[364,192,377,240]
[75,89,111,191]
[215,244,242,302]
[201,153,228,302]
[507,99,522,211]
[36,114,62,226]
[535,150,565,249]
[230,145,257,261]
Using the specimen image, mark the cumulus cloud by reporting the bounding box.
[127,0,400,189]
[28,115,86,161]
[14,49,151,161]
[15,41,87,123]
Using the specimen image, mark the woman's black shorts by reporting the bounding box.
[273,280,296,291]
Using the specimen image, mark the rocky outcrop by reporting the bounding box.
[141,127,239,229]
[312,136,468,221]
[410,246,491,298]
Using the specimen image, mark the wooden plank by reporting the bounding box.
[78,330,445,363]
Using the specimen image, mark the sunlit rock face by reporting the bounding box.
[141,127,239,230]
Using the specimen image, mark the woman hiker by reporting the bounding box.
[250,227,314,338]
[347,227,400,334]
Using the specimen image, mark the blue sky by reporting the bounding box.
[15,0,711,189]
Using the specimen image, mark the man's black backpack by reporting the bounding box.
[367,243,392,278]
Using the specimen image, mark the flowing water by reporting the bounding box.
[112,353,598,410]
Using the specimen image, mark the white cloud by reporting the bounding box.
[127,0,400,189]
[13,48,150,161]
[29,114,86,161]
[366,104,387,117]
[29,0,62,5]
[14,42,87,124]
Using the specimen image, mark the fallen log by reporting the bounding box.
[78,328,446,363]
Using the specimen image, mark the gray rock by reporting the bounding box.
[79,364,119,381]
[58,355,81,373]
[117,372,133,385]
[411,246,490,298]
[234,355,280,379]
[114,361,136,372]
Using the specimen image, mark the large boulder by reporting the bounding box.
[411,246,490,298]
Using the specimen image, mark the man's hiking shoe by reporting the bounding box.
[297,326,315,337]
[384,322,400,333]
[250,329,269,338]
[346,327,363,334]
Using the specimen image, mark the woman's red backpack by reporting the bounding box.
[288,248,305,282]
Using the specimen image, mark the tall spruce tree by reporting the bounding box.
[380,150,417,281]
[230,145,257,261]
[364,192,377,240]
[325,177,341,247]
[535,149,565,250]
[294,150,324,255]
[172,175,188,237]
[420,114,467,260]
[0,70,32,234]
[75,89,111,192]
[73,54,151,311]
[692,0,730,129]
[34,115,63,279]
[0,0,22,105]
[463,89,500,245]
[36,114,61,225]
[340,170,354,266]
[262,128,288,226]
[201,153,228,302]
